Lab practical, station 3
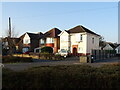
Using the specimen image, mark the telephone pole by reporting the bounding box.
[8,17,11,37]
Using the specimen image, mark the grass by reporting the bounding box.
[2,64,120,89]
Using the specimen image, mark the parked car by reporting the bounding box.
[23,51,31,54]
[56,49,69,57]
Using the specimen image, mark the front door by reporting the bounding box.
[73,47,77,56]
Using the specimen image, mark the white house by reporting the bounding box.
[115,44,120,54]
[102,44,114,50]
[59,25,101,55]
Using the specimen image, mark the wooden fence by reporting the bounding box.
[92,50,116,60]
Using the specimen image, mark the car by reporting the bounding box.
[57,49,69,57]
[23,51,31,54]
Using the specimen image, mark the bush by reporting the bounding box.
[39,53,64,60]
[2,48,9,56]
[41,47,53,53]
[2,64,120,89]
[2,56,33,63]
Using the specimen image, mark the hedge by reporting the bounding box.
[2,64,120,89]
[41,47,53,53]
[2,56,33,63]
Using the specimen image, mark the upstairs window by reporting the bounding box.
[24,39,30,44]
[76,34,83,42]
[92,37,94,44]
[46,38,54,43]
[80,35,83,41]
[40,39,44,44]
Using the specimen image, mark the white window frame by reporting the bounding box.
[40,39,44,44]
[46,37,54,43]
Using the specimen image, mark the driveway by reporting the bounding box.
[3,57,120,71]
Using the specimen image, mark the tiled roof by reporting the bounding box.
[67,25,100,36]
[44,28,61,38]
[27,32,43,39]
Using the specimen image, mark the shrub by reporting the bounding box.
[39,53,64,60]
[2,56,33,63]
[2,64,120,89]
[41,47,53,53]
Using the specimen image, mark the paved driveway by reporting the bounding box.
[3,57,120,71]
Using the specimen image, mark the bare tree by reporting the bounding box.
[5,26,19,38]
[3,17,19,55]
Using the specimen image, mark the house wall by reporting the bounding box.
[86,33,100,54]
[23,33,30,44]
[60,31,101,55]
[30,39,39,52]
[39,37,60,53]
[54,38,60,53]
[60,31,69,51]
[70,32,87,54]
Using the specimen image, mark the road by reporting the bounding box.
[3,57,120,71]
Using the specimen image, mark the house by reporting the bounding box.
[58,25,101,55]
[39,28,61,53]
[115,44,120,54]
[100,42,117,50]
[19,32,43,53]
[101,43,114,50]
[2,37,21,54]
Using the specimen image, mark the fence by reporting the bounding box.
[92,50,116,60]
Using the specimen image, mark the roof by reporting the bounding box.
[2,37,21,45]
[107,42,120,49]
[100,41,119,49]
[27,32,43,39]
[67,25,100,36]
[44,28,61,38]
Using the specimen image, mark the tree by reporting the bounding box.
[3,17,19,55]
[99,36,107,49]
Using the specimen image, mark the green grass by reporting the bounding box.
[2,64,120,89]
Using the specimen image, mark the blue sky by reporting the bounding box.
[2,2,118,43]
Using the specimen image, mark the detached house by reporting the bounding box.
[39,28,61,53]
[59,25,101,55]
[19,32,43,53]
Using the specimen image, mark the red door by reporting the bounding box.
[73,47,77,56]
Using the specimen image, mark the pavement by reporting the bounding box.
[3,56,120,71]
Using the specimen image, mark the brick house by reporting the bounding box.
[18,32,43,53]
[39,28,61,53]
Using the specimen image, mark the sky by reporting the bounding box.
[2,2,118,43]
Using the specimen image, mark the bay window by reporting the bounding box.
[46,37,54,43]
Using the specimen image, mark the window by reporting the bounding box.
[24,39,30,44]
[40,39,44,44]
[46,38,54,43]
[80,35,83,41]
[76,34,83,42]
[92,38,94,44]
